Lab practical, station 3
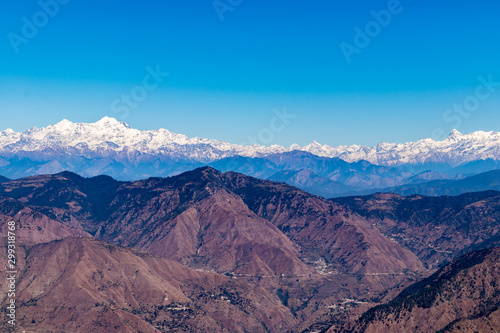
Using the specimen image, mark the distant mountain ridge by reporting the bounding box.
[211,151,411,191]
[366,169,500,197]
[1,117,500,181]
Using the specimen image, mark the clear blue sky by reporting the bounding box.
[1,0,500,146]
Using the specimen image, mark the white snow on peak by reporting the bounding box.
[447,129,463,139]
[55,119,73,126]
[0,118,499,166]
[0,117,286,162]
[96,116,120,124]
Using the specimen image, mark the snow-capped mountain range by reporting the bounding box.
[1,117,499,167]
[0,117,287,163]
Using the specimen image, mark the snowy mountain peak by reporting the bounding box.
[0,118,499,170]
[95,116,127,126]
[447,129,463,139]
[97,116,118,123]
[55,119,73,126]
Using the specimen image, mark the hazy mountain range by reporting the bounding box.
[1,117,500,199]
[2,117,500,167]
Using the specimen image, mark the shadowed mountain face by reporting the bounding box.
[210,153,500,199]
[451,158,500,177]
[0,172,123,233]
[210,151,412,193]
[367,168,500,197]
[332,191,500,269]
[267,169,356,198]
[4,150,500,200]
[334,248,500,333]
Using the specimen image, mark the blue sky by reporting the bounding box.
[1,0,500,147]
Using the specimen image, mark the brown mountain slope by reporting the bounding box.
[332,247,500,333]
[1,237,296,333]
[0,196,90,309]
[0,196,89,246]
[0,168,424,278]
[220,171,424,275]
[0,168,429,331]
[97,168,425,330]
[100,187,312,276]
[332,191,500,269]
[441,309,500,332]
